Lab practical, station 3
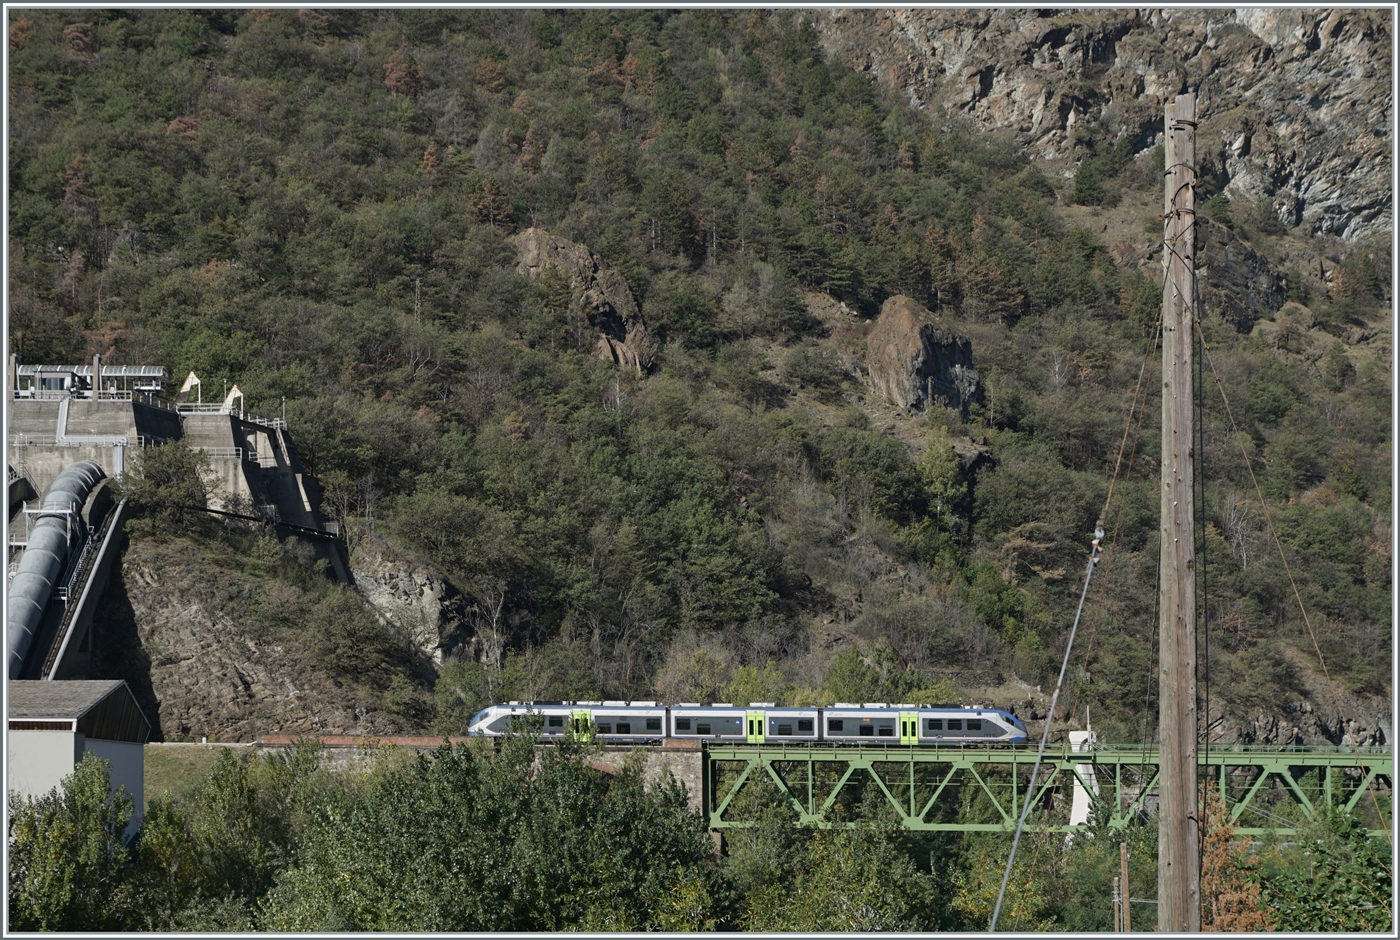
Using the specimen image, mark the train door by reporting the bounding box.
[746,710,765,744]
[899,711,919,745]
[571,709,592,742]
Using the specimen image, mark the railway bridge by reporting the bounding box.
[248,735,1391,839]
[701,742,1392,837]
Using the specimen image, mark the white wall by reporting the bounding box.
[6,730,81,801]
[85,738,144,837]
[8,732,145,841]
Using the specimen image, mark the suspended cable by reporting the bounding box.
[989,534,1102,932]
[1194,320,1392,849]
[997,311,1167,925]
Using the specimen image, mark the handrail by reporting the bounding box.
[10,389,287,428]
[11,389,135,401]
[10,437,127,448]
[175,401,286,429]
[42,507,120,679]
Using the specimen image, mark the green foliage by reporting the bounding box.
[916,425,969,537]
[114,443,214,539]
[7,754,135,932]
[1205,193,1234,228]
[1262,815,1392,932]
[742,828,943,930]
[258,738,719,930]
[305,587,418,687]
[820,645,956,705]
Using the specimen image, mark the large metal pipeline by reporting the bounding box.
[6,460,105,678]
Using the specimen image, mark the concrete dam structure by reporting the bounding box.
[6,356,348,681]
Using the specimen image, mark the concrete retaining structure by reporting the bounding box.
[248,735,707,810]
[9,394,348,582]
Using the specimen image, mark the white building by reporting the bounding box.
[7,679,151,839]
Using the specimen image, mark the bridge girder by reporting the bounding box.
[703,743,1392,837]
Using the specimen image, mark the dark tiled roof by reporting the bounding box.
[7,680,151,743]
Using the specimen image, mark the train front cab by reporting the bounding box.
[914,708,1026,744]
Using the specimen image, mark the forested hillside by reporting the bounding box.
[8,9,1391,745]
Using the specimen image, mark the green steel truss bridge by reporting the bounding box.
[702,743,1392,837]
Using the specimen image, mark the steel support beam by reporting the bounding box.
[704,744,1391,837]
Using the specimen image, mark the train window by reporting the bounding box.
[967,719,982,731]
[675,718,692,731]
[926,719,942,732]
[798,718,813,733]
[596,723,612,734]
[877,725,894,737]
[777,724,793,735]
[859,724,874,737]
[547,716,564,728]
[696,723,712,735]
[947,719,962,731]
[616,722,631,734]
[488,715,513,732]
[646,718,662,731]
[828,719,844,732]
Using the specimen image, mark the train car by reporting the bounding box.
[581,701,667,741]
[468,701,668,742]
[823,703,902,741]
[468,701,575,738]
[913,706,1027,744]
[468,700,1027,746]
[669,703,746,741]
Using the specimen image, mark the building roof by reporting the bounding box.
[17,365,168,378]
[8,680,151,743]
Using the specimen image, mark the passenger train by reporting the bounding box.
[468,701,1028,745]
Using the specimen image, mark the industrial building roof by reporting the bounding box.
[17,365,167,378]
[8,680,151,742]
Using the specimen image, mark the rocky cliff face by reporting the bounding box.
[91,540,405,741]
[865,295,980,413]
[509,228,657,373]
[812,8,1390,240]
[350,534,470,667]
[1197,217,1287,331]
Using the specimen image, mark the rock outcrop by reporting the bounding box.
[90,540,406,741]
[812,8,1390,240]
[509,227,657,373]
[1197,217,1286,332]
[866,295,980,413]
[350,535,469,667]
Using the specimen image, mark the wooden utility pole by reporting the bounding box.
[1113,876,1122,932]
[1120,841,1132,932]
[1159,91,1201,933]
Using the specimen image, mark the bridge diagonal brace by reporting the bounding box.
[710,759,758,823]
[918,761,963,821]
[1118,767,1161,825]
[1342,766,1382,815]
[1065,764,1099,828]
[967,764,1012,824]
[1228,765,1272,825]
[1277,766,1317,818]
[864,761,913,824]
[761,759,810,822]
[1025,763,1068,820]
[816,762,861,819]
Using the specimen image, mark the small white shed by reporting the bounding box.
[7,679,152,838]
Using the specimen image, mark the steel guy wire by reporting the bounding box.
[989,536,1102,932]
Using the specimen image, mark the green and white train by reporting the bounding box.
[468,701,1029,745]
